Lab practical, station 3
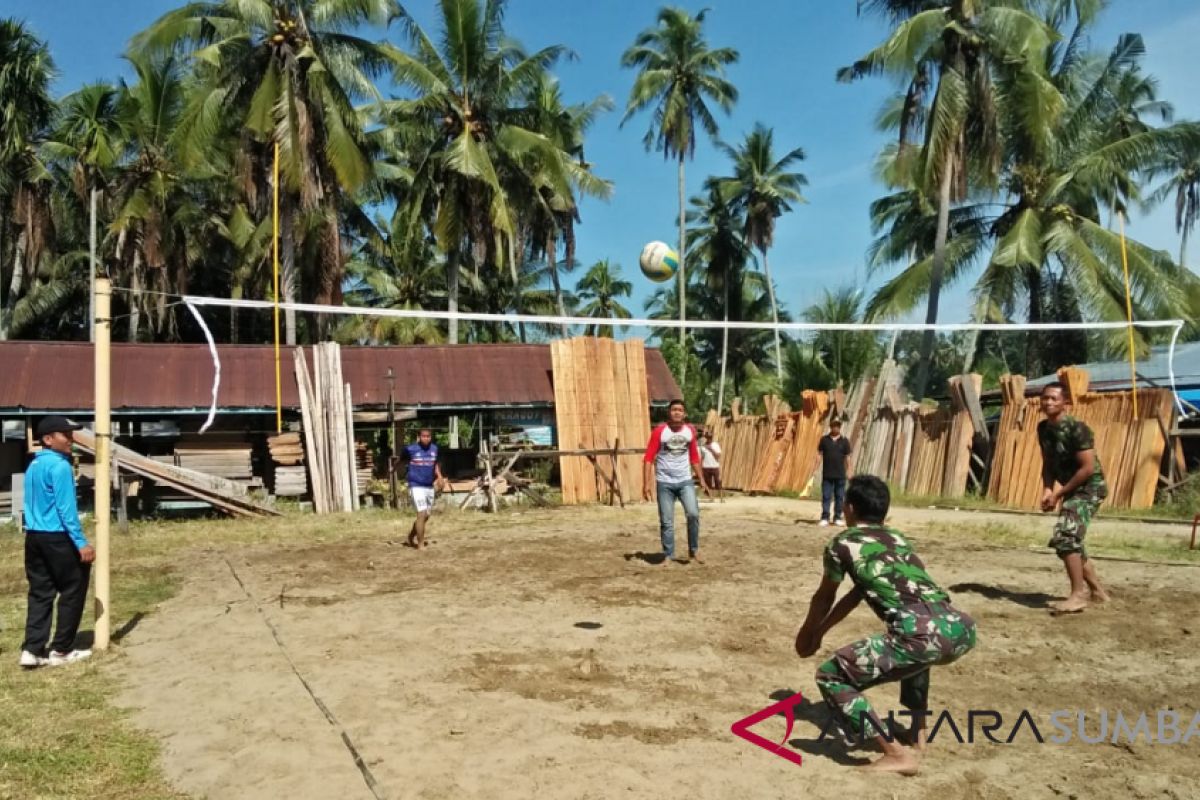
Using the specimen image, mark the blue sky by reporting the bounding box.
[8,0,1200,326]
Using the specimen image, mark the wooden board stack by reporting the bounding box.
[703,399,776,490]
[268,432,307,498]
[986,369,1173,510]
[173,435,255,484]
[550,337,653,505]
[293,343,360,513]
[355,441,374,497]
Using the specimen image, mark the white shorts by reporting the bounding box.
[410,486,436,513]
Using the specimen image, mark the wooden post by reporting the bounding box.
[610,438,625,508]
[387,367,397,509]
[483,440,498,514]
[93,276,111,651]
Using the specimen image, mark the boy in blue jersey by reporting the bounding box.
[20,416,95,668]
[402,428,447,549]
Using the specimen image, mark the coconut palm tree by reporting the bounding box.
[1146,143,1200,270]
[0,19,57,340]
[620,7,738,379]
[842,0,1053,398]
[686,181,752,413]
[382,0,600,345]
[133,0,398,343]
[977,31,1199,370]
[576,259,632,337]
[715,123,807,379]
[802,287,879,387]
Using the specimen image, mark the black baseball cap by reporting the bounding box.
[36,415,83,438]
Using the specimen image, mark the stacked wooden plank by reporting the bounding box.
[355,441,374,497]
[550,337,653,505]
[173,435,254,483]
[268,432,307,498]
[986,369,1174,510]
[703,400,775,490]
[293,343,360,513]
[774,391,833,494]
[73,429,279,518]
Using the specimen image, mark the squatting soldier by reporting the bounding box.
[1037,382,1110,613]
[794,474,977,775]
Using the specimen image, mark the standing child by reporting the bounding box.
[20,416,94,668]
[699,429,723,500]
[817,418,852,526]
[1036,382,1110,613]
[642,400,711,564]
[795,475,977,775]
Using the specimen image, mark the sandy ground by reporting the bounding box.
[109,497,1200,800]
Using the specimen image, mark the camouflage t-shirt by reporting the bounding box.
[1037,415,1105,491]
[823,525,949,627]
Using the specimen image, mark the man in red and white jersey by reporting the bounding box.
[642,399,711,564]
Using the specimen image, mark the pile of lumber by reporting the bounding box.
[293,343,360,513]
[987,369,1174,510]
[703,399,776,490]
[849,368,981,497]
[550,337,653,505]
[355,442,374,497]
[172,435,255,483]
[73,429,279,518]
[268,432,307,498]
[704,392,834,495]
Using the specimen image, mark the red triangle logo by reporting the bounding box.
[730,692,805,767]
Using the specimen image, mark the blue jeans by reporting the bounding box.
[656,481,700,559]
[821,478,846,521]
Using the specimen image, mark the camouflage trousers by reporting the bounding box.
[815,602,977,740]
[1049,483,1106,559]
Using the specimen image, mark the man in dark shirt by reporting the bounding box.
[1037,382,1109,613]
[817,418,852,526]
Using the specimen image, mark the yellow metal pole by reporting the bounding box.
[93,277,111,650]
[273,142,282,434]
[1117,211,1139,420]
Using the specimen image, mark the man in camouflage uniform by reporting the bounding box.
[795,475,976,775]
[1037,382,1110,613]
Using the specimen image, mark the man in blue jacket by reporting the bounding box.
[20,416,94,668]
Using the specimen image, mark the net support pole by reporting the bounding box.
[1117,210,1139,420]
[273,141,282,434]
[93,276,111,650]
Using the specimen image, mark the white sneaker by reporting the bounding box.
[47,649,92,667]
[818,519,830,527]
[19,650,48,668]
[834,518,847,527]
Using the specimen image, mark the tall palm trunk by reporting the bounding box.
[447,249,460,345]
[2,229,28,341]
[717,270,729,414]
[281,193,297,345]
[1181,228,1189,271]
[912,148,955,400]
[446,249,461,448]
[1025,267,1043,375]
[127,252,142,342]
[678,156,687,385]
[547,232,568,336]
[761,246,782,380]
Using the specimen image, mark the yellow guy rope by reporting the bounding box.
[1118,210,1138,420]
[273,141,283,434]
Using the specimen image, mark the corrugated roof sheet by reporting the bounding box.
[0,341,681,412]
[1025,340,1200,391]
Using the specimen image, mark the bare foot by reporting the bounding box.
[1051,594,1089,613]
[689,551,705,564]
[1089,588,1111,604]
[859,750,920,775]
[894,728,927,752]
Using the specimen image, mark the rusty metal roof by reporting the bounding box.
[0,341,681,413]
